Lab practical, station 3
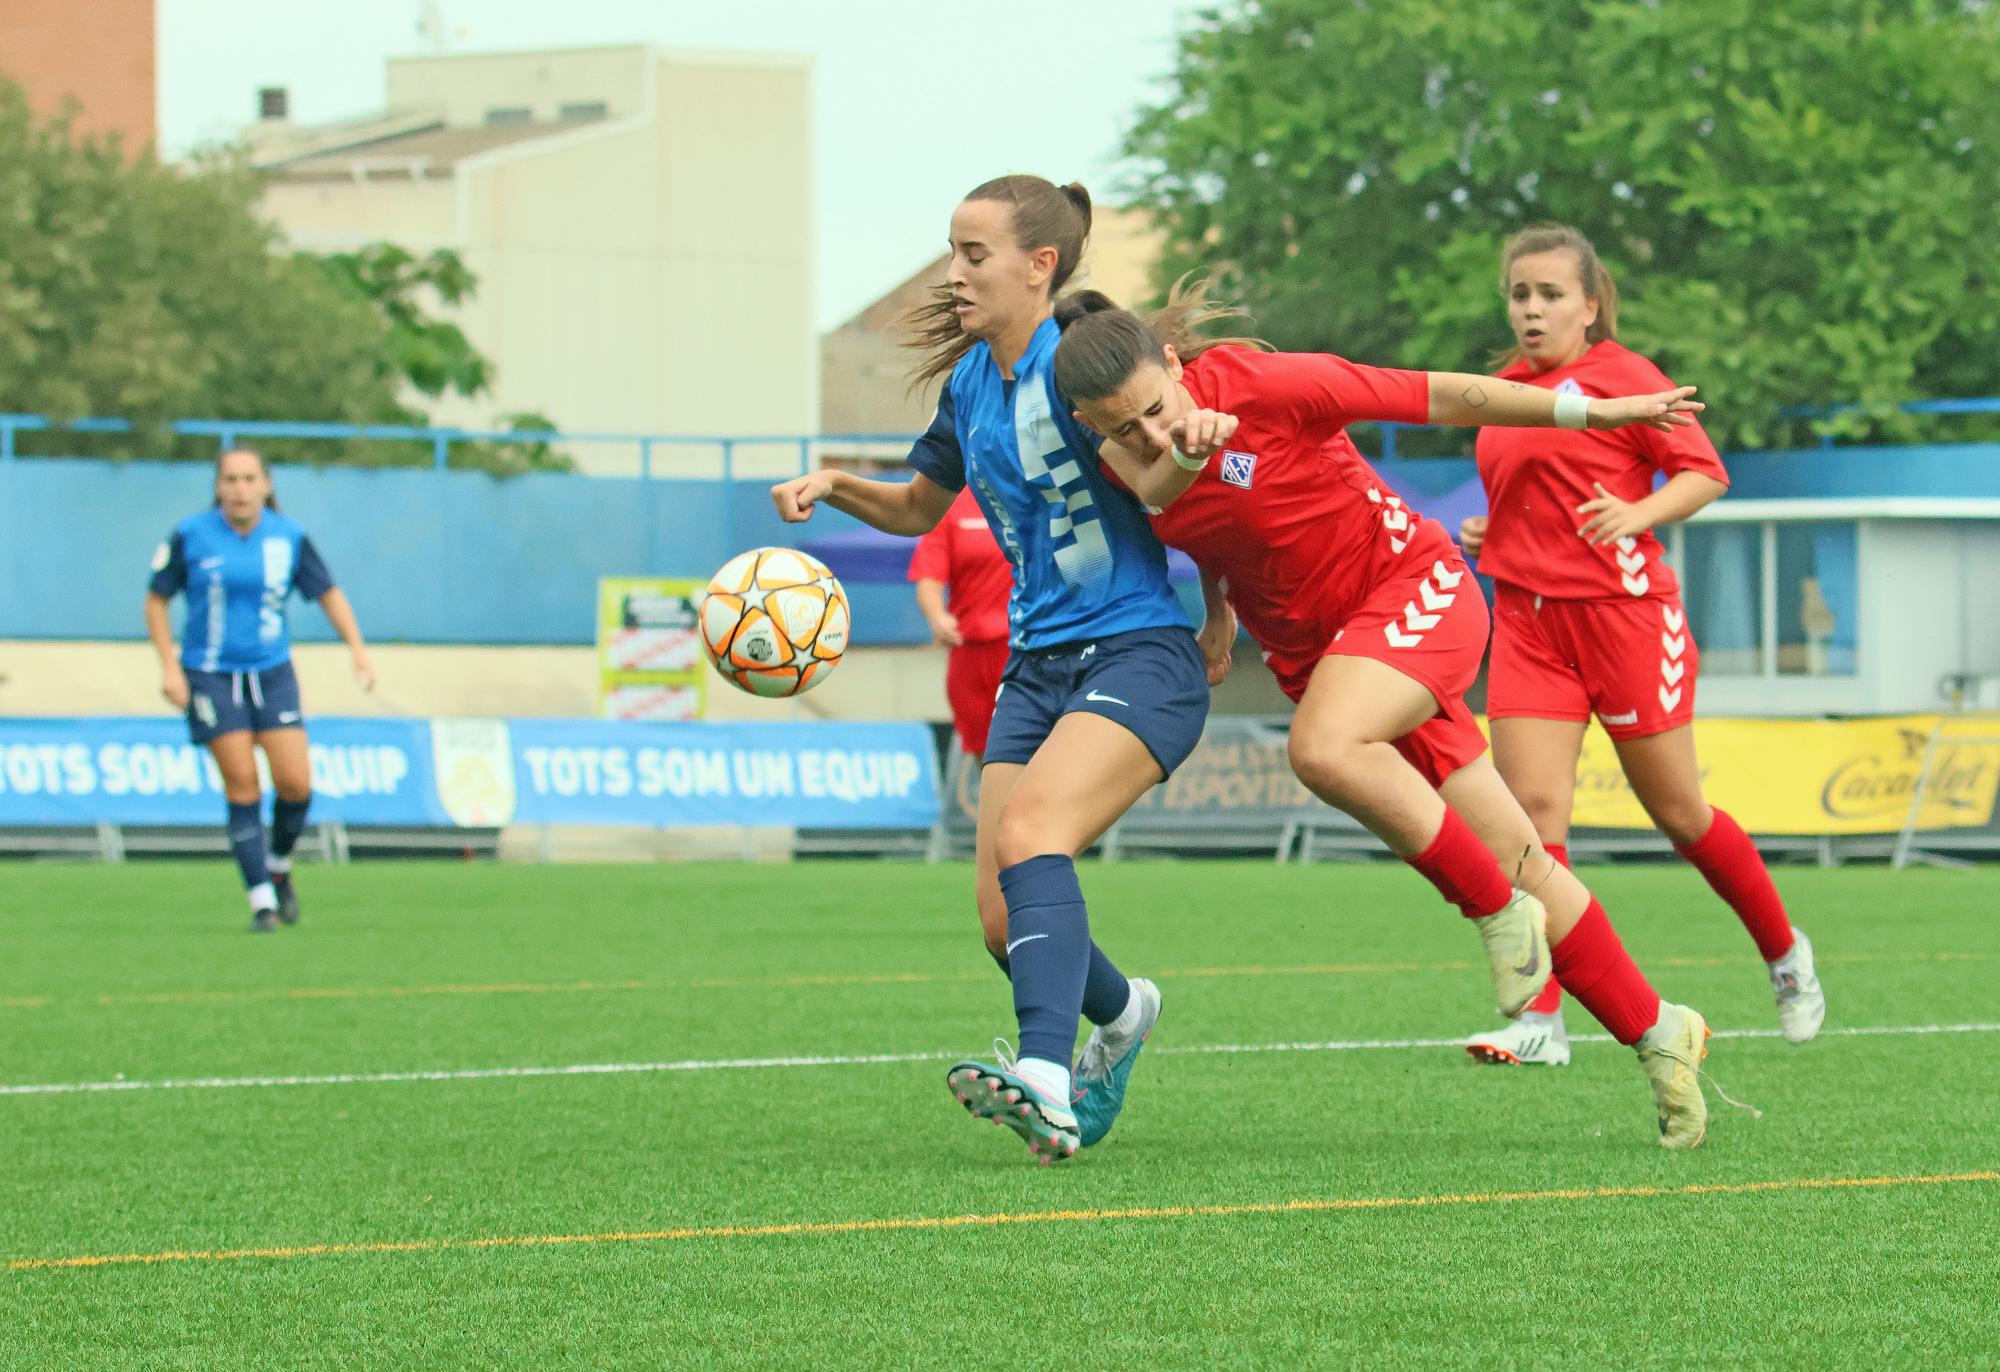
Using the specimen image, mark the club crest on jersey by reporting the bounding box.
[1219,450,1257,489]
[1555,378,1584,397]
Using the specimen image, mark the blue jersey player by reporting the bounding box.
[143,449,377,932]
[773,175,1225,1163]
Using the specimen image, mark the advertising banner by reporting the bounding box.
[597,577,709,721]
[0,717,443,827]
[0,717,940,831]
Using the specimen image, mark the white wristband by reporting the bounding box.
[1170,447,1211,473]
[1553,393,1592,430]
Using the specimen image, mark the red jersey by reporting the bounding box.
[1475,339,1729,601]
[907,486,1012,643]
[1115,346,1443,671]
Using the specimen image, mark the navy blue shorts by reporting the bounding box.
[984,626,1210,777]
[185,661,305,744]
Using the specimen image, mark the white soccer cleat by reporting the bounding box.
[1465,1010,1571,1067]
[1636,1002,1711,1150]
[1472,889,1552,1018]
[1769,928,1826,1044]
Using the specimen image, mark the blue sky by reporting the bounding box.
[158,0,1201,329]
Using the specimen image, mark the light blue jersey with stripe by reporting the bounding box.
[905,317,1189,650]
[148,509,335,673]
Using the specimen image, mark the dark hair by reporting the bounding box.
[905,174,1094,390]
[1052,275,1269,403]
[1497,223,1620,368]
[212,447,280,512]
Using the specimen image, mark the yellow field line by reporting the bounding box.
[2,950,1980,1013]
[10,1171,1995,1274]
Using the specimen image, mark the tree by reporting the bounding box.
[0,80,569,472]
[1124,0,2000,451]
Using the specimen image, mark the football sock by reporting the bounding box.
[269,793,312,869]
[1526,844,1571,1015]
[227,800,274,911]
[1406,805,1515,919]
[1550,896,1662,1046]
[1677,807,1796,961]
[998,854,1093,1069]
[990,942,1131,1029]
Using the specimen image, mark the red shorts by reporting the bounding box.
[945,638,1010,756]
[1488,583,1697,741]
[1269,556,1491,788]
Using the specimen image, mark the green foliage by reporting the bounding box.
[1125,0,2000,451]
[0,81,568,473]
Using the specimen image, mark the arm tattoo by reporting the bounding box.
[1461,382,1489,409]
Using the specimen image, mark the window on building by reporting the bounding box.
[1670,518,1860,679]
[484,107,532,125]
[558,101,609,122]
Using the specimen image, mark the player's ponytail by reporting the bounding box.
[1497,223,1620,368]
[905,174,1094,391]
[212,448,281,512]
[1053,275,1269,403]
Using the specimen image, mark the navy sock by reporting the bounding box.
[270,793,312,863]
[1081,943,1133,1027]
[227,800,272,897]
[997,854,1093,1068]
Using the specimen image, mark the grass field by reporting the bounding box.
[4,858,1998,1369]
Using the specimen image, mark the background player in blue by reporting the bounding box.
[773,175,1222,1163]
[143,449,377,932]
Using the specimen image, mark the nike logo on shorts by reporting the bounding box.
[277,712,301,724]
[1005,933,1050,955]
[1084,690,1129,707]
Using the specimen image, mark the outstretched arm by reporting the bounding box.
[1426,373,1704,433]
[1091,409,1240,511]
[772,470,956,536]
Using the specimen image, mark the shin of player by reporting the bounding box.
[1462,223,1823,1052]
[144,448,376,931]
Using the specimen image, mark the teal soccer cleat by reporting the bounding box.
[946,1043,1079,1166]
[1073,977,1162,1148]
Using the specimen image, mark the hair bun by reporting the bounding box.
[1054,289,1120,329]
[1059,181,1093,230]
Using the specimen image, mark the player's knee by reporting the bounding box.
[1288,731,1365,804]
[993,792,1066,869]
[1649,799,1713,848]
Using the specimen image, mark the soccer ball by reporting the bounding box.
[698,547,851,698]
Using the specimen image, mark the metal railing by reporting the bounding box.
[5,395,1998,473]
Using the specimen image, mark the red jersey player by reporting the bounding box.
[1053,286,1725,1147]
[908,485,1013,758]
[1459,223,1824,1068]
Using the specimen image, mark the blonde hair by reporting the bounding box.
[1496,223,1620,369]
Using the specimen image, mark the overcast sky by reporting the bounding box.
[157,0,1201,329]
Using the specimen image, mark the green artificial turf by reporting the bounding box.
[4,859,1997,1369]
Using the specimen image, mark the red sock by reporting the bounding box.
[1677,807,1795,961]
[1526,845,1570,1014]
[1406,806,1513,919]
[1550,897,1662,1046]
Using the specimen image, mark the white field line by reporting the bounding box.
[2,1022,1995,1099]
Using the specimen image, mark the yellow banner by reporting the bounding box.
[1565,714,2000,835]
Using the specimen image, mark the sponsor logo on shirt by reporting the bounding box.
[1219,450,1257,489]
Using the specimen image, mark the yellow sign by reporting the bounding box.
[596,578,708,721]
[1565,714,2000,835]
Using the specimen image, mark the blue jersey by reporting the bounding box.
[148,508,336,673]
[906,317,1189,650]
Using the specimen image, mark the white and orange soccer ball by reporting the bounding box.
[697,547,851,698]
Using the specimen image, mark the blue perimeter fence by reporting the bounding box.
[5,406,2000,648]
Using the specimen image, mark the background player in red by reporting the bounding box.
[1054,288,1733,1148]
[1459,223,1826,1068]
[908,485,1012,760]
